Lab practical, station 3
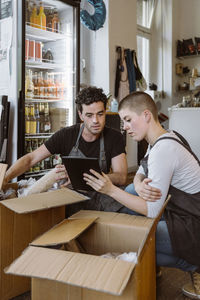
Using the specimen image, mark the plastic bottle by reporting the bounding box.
[30,3,38,28]
[110,98,119,112]
[38,2,46,30]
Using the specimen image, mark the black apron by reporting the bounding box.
[141,132,200,266]
[66,124,123,216]
[68,123,107,172]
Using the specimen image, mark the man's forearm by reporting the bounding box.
[107,172,127,186]
[4,154,32,184]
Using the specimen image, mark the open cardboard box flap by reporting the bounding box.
[1,188,89,214]
[0,163,89,214]
[0,163,8,190]
[5,246,135,296]
[30,217,98,246]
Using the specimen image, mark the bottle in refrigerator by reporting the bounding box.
[43,72,49,98]
[47,73,54,98]
[25,105,30,134]
[44,103,51,133]
[28,40,35,61]
[25,0,31,24]
[32,139,40,172]
[38,2,46,30]
[38,71,44,98]
[25,69,34,99]
[30,3,38,28]
[35,104,40,133]
[38,139,45,170]
[26,139,33,172]
[33,71,38,98]
[44,156,51,169]
[35,41,42,62]
[43,48,54,62]
[29,104,37,134]
[46,8,53,31]
[25,39,29,61]
[39,103,45,132]
[52,9,60,33]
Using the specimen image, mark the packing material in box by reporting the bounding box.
[5,203,169,300]
[0,164,88,300]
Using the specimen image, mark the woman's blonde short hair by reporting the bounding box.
[118,91,158,121]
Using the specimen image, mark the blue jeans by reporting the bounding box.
[118,183,198,272]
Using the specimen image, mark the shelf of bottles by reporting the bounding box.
[24,0,74,177]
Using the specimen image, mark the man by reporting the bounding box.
[83,91,200,300]
[4,86,127,213]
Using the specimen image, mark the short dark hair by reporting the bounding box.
[75,86,108,113]
[118,91,158,121]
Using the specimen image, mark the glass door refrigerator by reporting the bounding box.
[16,0,80,179]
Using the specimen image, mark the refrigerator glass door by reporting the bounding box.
[24,0,79,178]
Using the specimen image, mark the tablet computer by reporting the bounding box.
[62,156,101,191]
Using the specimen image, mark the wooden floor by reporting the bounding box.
[11,267,192,299]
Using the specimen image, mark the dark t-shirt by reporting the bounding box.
[45,124,126,173]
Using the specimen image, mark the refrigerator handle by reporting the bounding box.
[18,90,25,159]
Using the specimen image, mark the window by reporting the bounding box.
[137,0,157,86]
[137,0,156,28]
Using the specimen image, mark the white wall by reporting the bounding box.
[80,0,138,171]
[80,0,109,93]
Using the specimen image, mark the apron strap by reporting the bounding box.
[153,136,200,166]
[73,123,84,151]
[73,123,107,172]
[99,132,107,172]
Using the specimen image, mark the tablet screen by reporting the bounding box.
[62,156,101,191]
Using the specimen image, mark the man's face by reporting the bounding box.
[78,101,106,136]
[119,108,148,141]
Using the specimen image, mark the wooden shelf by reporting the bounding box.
[177,53,200,59]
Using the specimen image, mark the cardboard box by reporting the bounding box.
[5,197,170,300]
[0,164,88,300]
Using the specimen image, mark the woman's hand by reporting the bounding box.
[83,169,114,194]
[135,178,162,201]
[55,164,71,187]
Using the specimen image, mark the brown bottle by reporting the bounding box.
[46,8,53,31]
[32,139,40,172]
[26,0,31,24]
[39,103,45,133]
[52,9,60,33]
[26,139,33,172]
